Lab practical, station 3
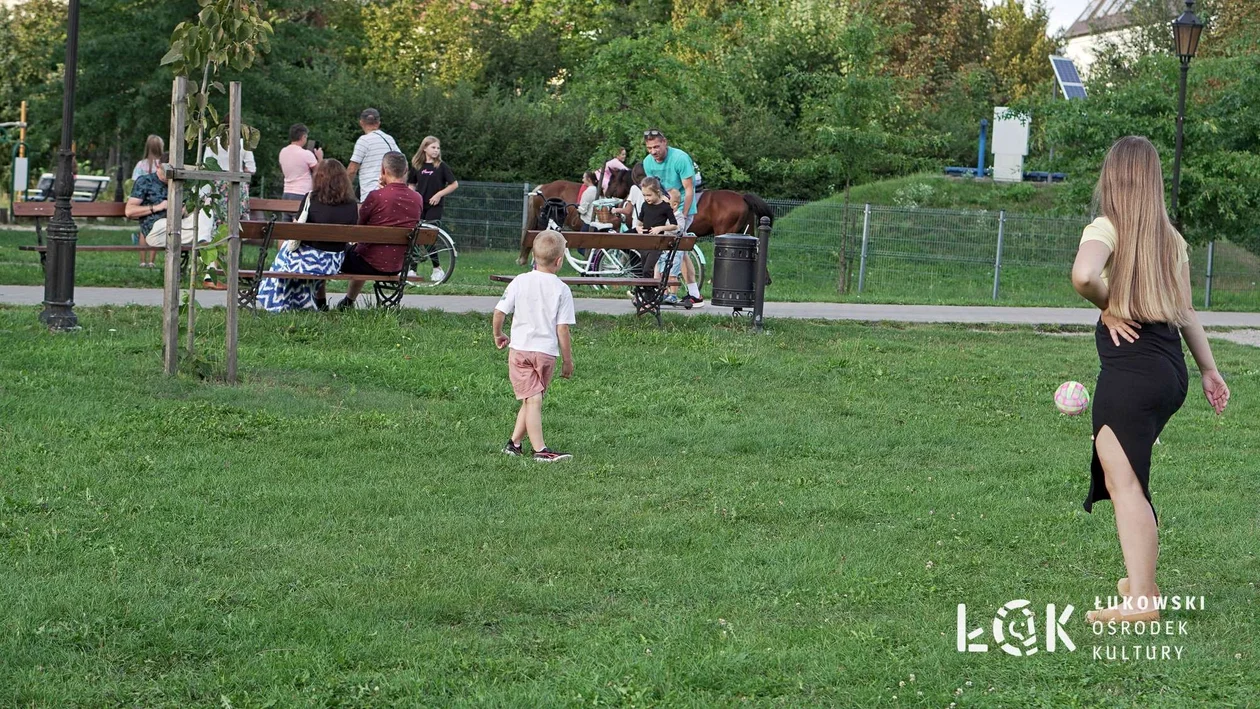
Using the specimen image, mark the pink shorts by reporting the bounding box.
[508,349,557,400]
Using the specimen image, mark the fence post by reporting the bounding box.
[992,210,1006,301]
[857,203,871,293]
[1204,240,1215,309]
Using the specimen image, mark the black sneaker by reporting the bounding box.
[682,295,706,308]
[503,440,523,456]
[533,447,572,462]
[335,297,355,311]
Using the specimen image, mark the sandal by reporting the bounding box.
[201,277,227,291]
[1116,578,1160,597]
[1086,602,1160,624]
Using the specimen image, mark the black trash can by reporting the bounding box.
[710,234,759,308]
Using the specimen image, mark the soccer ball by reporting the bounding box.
[1054,381,1090,415]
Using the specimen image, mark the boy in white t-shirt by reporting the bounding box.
[493,230,577,462]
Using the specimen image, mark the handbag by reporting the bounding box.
[282,195,311,253]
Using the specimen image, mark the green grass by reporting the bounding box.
[1,306,1257,707]
[842,174,1081,216]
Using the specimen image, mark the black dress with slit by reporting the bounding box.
[1084,319,1189,522]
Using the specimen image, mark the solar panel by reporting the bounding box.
[1049,55,1087,100]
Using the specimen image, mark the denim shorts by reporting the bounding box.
[656,251,684,277]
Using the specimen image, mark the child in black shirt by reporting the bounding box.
[637,177,683,303]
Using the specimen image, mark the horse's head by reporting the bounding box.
[605,168,632,200]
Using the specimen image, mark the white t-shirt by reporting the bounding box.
[626,185,644,229]
[495,269,576,357]
[1080,216,1189,287]
[208,139,256,174]
[350,129,400,200]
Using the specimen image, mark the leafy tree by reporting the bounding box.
[0,0,66,194]
[985,0,1059,102]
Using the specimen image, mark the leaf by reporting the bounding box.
[160,46,184,66]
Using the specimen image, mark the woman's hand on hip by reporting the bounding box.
[1202,369,1230,415]
[1101,310,1141,346]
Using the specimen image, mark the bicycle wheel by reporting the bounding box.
[587,248,642,279]
[409,225,457,287]
[688,243,707,290]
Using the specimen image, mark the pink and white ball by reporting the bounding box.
[1054,381,1090,415]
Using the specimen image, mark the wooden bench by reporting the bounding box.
[494,230,696,325]
[238,220,440,310]
[13,198,301,271]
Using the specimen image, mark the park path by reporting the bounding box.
[5,285,1260,327]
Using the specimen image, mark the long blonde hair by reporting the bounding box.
[1094,136,1190,326]
[412,135,442,169]
[141,134,164,172]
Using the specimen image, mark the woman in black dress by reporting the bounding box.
[1071,136,1230,623]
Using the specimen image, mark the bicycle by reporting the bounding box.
[406,221,458,287]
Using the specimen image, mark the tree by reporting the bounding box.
[0,0,67,192]
[159,0,273,369]
[568,28,744,185]
[869,0,991,91]
[985,0,1059,102]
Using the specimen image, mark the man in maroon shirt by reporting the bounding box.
[337,151,424,310]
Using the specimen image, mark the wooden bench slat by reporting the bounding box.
[18,244,193,252]
[521,230,696,251]
[248,198,301,213]
[240,221,439,246]
[12,202,127,218]
[12,197,297,220]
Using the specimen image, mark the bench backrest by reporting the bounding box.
[12,201,127,218]
[240,220,439,246]
[12,197,298,220]
[248,198,301,214]
[522,230,696,252]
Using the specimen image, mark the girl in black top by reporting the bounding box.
[408,136,459,280]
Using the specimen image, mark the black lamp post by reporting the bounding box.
[39,0,81,331]
[1169,0,1204,226]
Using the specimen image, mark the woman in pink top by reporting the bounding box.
[278,123,322,204]
[600,147,628,191]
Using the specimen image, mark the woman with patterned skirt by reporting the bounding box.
[257,159,359,311]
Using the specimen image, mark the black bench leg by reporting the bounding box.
[374,279,405,310]
[238,275,260,311]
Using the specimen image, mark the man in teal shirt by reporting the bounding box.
[641,128,704,307]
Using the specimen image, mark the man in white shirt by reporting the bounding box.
[347,108,400,202]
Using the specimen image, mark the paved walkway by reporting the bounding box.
[5,285,1260,327]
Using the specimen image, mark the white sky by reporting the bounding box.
[984,0,1094,35]
[1046,0,1094,34]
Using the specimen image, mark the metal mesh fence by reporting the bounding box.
[437,181,1259,308]
[443,181,530,250]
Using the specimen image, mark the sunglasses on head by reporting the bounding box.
[643,130,665,139]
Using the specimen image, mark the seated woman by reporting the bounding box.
[576,171,613,232]
[256,159,358,312]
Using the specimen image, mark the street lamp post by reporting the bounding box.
[1169,0,1204,227]
[39,0,81,330]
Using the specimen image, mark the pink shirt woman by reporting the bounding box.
[600,147,628,191]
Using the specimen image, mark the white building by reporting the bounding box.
[1062,0,1180,76]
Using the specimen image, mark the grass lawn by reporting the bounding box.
[1,306,1257,707]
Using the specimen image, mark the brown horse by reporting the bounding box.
[518,170,634,263]
[689,190,774,237]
